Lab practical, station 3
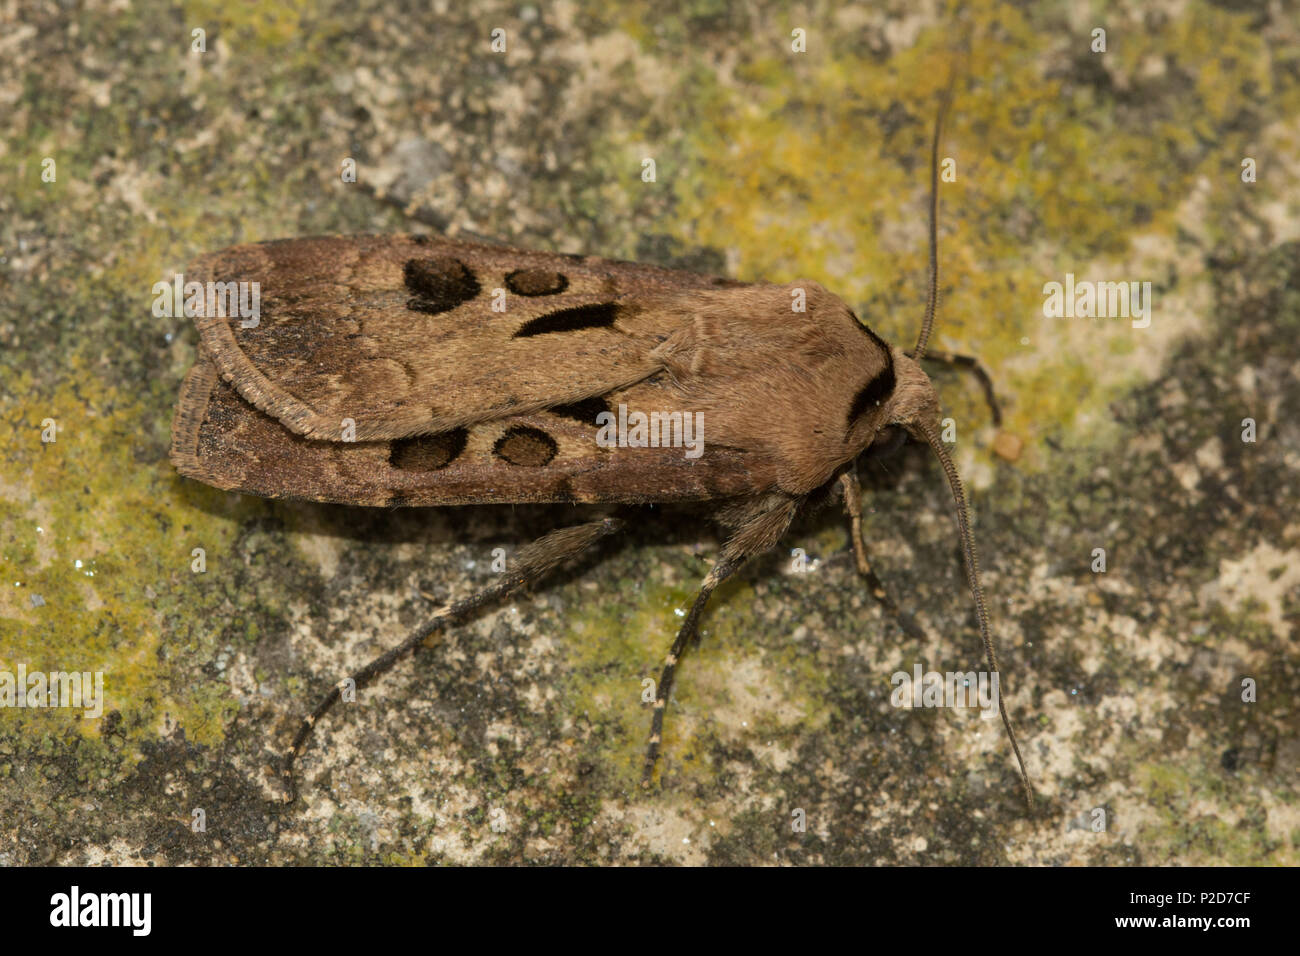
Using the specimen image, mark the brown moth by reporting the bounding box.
[169,107,1034,808]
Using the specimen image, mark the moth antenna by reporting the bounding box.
[915,421,1034,811]
[912,85,954,362]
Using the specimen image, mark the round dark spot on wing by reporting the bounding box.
[404,257,480,314]
[505,268,569,297]
[493,426,558,467]
[389,428,469,470]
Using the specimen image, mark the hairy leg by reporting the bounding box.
[281,516,624,801]
[914,348,1002,426]
[840,470,924,639]
[640,556,742,788]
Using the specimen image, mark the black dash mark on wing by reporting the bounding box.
[404,257,480,314]
[847,364,897,426]
[514,304,618,338]
[845,309,898,429]
[494,426,558,466]
[549,396,611,426]
[848,309,894,355]
[390,428,469,470]
[505,269,569,297]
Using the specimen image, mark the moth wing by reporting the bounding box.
[189,235,744,442]
[170,346,759,506]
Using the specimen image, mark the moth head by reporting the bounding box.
[846,347,941,464]
[885,349,942,450]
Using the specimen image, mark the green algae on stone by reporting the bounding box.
[618,0,1300,470]
[2,0,1297,866]
[0,366,271,751]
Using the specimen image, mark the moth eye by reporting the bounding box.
[549,396,611,426]
[514,303,619,338]
[403,257,481,314]
[861,424,907,460]
[505,268,569,297]
[389,428,469,470]
[493,426,558,467]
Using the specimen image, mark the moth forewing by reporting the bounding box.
[171,236,768,505]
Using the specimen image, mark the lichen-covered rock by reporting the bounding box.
[0,0,1295,865]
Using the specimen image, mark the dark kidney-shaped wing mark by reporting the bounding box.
[505,268,569,297]
[404,257,481,314]
[493,426,559,466]
[548,396,611,427]
[514,303,619,338]
[390,428,470,470]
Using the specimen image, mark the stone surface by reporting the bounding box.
[0,0,1296,865]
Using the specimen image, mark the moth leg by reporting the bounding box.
[281,516,624,803]
[914,349,1002,427]
[839,470,924,639]
[641,555,742,789]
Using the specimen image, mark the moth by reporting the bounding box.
[169,105,1034,809]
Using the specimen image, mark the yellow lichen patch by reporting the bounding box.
[557,557,838,790]
[1134,760,1291,865]
[597,0,1300,468]
[558,569,695,783]
[0,359,261,750]
[180,0,314,50]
